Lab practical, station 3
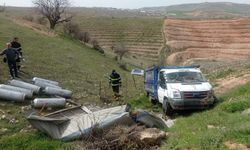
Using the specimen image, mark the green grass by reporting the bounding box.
[0,132,72,150]
[128,95,162,112]
[221,98,250,113]
[0,14,144,149]
[208,68,234,81]
[0,14,143,103]
[164,82,250,149]
[130,83,250,149]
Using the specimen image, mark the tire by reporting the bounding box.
[149,96,157,105]
[213,95,218,104]
[210,95,218,108]
[163,98,174,116]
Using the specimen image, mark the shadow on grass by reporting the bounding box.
[170,100,220,119]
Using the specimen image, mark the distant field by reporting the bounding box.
[5,4,250,67]
[164,18,250,65]
[4,7,164,66]
[141,2,250,18]
[74,16,164,66]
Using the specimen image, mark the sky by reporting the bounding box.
[1,0,250,9]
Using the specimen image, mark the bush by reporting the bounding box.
[36,16,47,25]
[64,22,91,43]
[114,43,128,61]
[82,31,90,43]
[119,62,128,71]
[76,31,90,43]
[63,21,80,37]
[91,39,104,54]
[23,15,34,22]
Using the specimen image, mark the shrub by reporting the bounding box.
[63,22,91,43]
[36,16,47,25]
[82,31,90,43]
[114,43,128,61]
[91,39,104,54]
[76,31,90,43]
[23,15,34,22]
[119,62,128,71]
[63,21,80,37]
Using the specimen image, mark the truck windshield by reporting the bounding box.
[165,72,207,83]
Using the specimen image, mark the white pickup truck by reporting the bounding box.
[144,66,215,116]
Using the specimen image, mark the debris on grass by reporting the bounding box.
[26,105,168,149]
[132,110,167,129]
[207,125,226,130]
[241,108,250,115]
[224,141,249,150]
[0,77,77,110]
[0,128,8,135]
[78,125,167,150]
[27,105,134,141]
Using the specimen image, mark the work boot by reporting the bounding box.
[115,97,119,101]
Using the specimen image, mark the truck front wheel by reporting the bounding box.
[163,98,174,116]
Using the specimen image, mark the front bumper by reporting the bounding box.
[169,97,215,110]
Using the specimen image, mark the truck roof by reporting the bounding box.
[160,68,201,74]
[145,65,200,72]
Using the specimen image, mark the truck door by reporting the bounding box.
[158,71,167,103]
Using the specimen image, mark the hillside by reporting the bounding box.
[0,13,145,148]
[74,17,164,66]
[140,2,250,18]
[164,18,250,66]
[0,14,144,103]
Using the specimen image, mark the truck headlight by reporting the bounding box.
[173,90,181,99]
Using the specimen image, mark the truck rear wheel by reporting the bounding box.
[149,96,157,105]
[163,99,174,116]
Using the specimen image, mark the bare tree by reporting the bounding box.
[33,0,72,29]
[114,43,128,61]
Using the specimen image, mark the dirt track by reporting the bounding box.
[214,72,250,95]
[164,19,250,64]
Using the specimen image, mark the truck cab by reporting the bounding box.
[144,66,215,115]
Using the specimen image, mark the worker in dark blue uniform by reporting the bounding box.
[0,43,19,79]
[11,37,22,71]
[109,70,121,98]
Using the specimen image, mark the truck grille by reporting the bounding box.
[183,91,208,99]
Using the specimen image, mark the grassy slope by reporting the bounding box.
[74,16,163,66]
[129,82,250,149]
[0,14,144,103]
[0,14,144,149]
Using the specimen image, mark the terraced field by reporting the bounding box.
[76,17,164,65]
[164,19,250,64]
